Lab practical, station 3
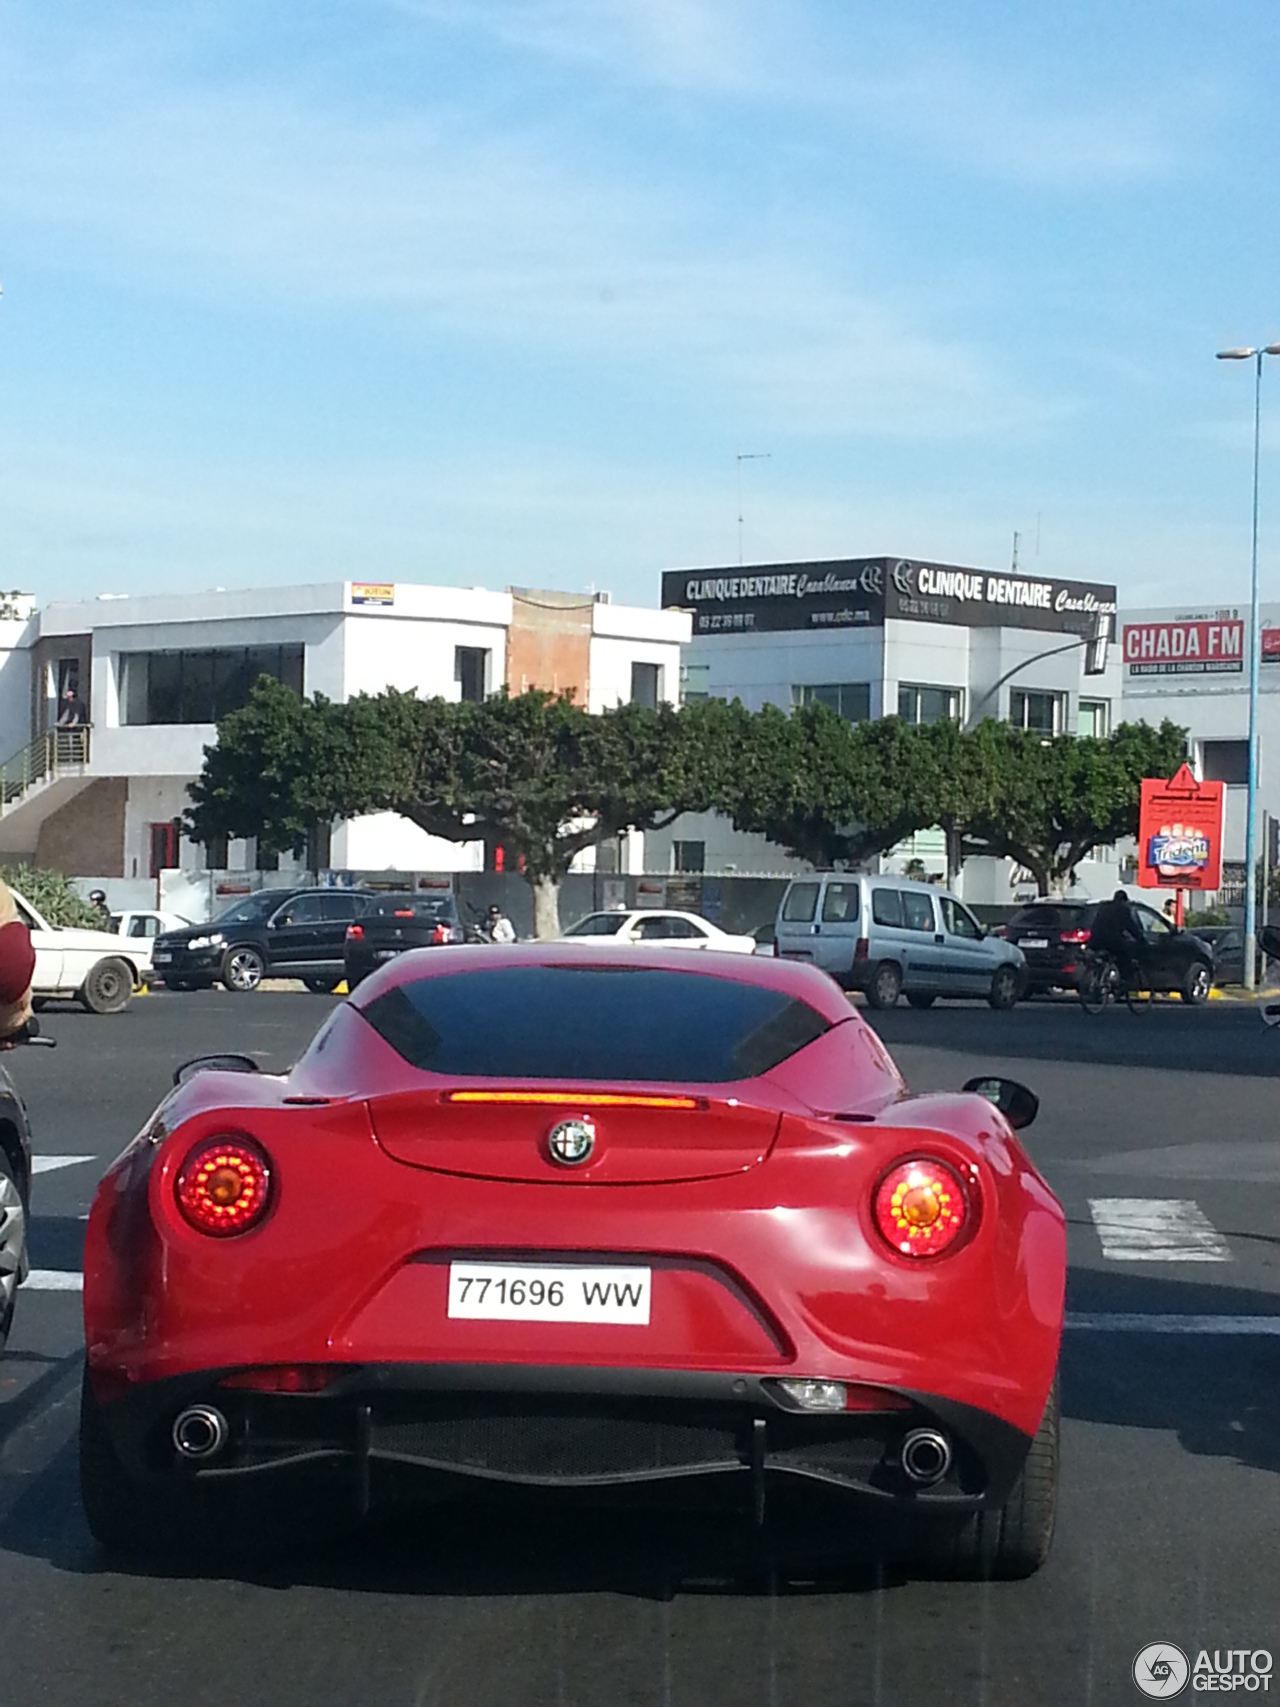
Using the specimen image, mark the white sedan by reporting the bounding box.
[11,889,149,1013]
[561,909,756,954]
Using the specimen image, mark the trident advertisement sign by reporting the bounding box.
[1137,764,1226,892]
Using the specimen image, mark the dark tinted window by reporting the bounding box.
[360,965,831,1082]
[1009,905,1080,930]
[214,890,299,926]
[871,888,902,926]
[782,882,819,923]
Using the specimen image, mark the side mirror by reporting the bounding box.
[174,1053,261,1088]
[963,1075,1039,1130]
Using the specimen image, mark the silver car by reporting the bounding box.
[774,873,1026,1010]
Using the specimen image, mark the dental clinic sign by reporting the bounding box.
[661,558,1116,637]
[1124,618,1244,677]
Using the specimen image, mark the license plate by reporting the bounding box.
[447,1261,651,1325]
[373,949,398,960]
[153,952,172,964]
[1020,937,1049,949]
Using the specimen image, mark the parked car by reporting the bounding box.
[344,890,464,989]
[109,909,192,941]
[152,887,371,993]
[774,873,1026,1010]
[11,888,148,1013]
[1002,899,1214,1003]
[561,910,756,953]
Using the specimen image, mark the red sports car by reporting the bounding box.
[80,944,1065,1577]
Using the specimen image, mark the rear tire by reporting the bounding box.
[865,962,902,1010]
[0,1151,26,1356]
[303,977,336,994]
[1181,961,1211,1005]
[221,945,265,993]
[988,965,1020,1010]
[79,957,133,1015]
[911,1374,1059,1581]
[905,992,936,1010]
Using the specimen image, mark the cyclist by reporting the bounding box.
[1088,889,1147,992]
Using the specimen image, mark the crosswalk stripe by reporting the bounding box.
[24,1269,84,1291]
[31,1155,95,1176]
[1088,1197,1231,1262]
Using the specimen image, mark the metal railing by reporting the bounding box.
[0,727,91,810]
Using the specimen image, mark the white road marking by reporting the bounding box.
[1088,1197,1231,1262]
[31,1155,95,1176]
[23,1269,83,1291]
[1067,1313,1280,1334]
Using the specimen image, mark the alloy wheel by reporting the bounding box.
[0,1165,26,1323]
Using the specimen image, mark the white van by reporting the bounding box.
[774,873,1026,1010]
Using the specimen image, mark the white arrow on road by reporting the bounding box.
[31,1155,95,1175]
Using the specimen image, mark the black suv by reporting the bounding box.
[152,887,371,993]
[344,890,463,990]
[1002,898,1214,1003]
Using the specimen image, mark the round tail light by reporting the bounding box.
[176,1135,273,1237]
[873,1157,969,1258]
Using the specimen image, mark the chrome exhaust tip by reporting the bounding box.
[172,1404,229,1461]
[900,1427,952,1486]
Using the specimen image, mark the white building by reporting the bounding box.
[650,555,1122,902]
[0,580,689,892]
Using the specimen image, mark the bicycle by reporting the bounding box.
[1077,949,1151,1015]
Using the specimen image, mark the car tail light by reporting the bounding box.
[873,1157,969,1258]
[431,923,448,945]
[175,1135,273,1237]
[395,909,414,917]
[220,1365,345,1393]
[445,1089,702,1109]
[854,937,869,961]
[346,923,363,941]
[1060,927,1091,944]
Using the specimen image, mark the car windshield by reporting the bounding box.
[359,964,830,1081]
[563,914,626,936]
[367,894,456,920]
[213,892,296,926]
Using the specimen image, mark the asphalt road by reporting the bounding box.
[3,988,1278,1707]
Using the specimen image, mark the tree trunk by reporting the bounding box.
[530,874,561,939]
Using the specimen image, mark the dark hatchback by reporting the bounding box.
[1001,899,1214,1003]
[344,890,463,989]
[152,887,371,994]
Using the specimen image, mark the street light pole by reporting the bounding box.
[1217,343,1280,989]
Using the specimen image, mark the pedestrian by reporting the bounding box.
[486,903,517,944]
[56,684,87,727]
[87,889,111,926]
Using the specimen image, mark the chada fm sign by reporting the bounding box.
[1124,619,1244,677]
[1138,764,1225,892]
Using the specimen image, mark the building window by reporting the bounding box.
[1201,739,1249,785]
[119,645,304,726]
[1009,689,1063,737]
[794,682,871,722]
[455,646,489,704]
[672,840,705,874]
[1078,699,1110,739]
[898,684,962,726]
[680,663,711,703]
[630,662,662,709]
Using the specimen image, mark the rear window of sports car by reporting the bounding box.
[359,965,831,1082]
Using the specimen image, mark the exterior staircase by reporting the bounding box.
[0,728,94,854]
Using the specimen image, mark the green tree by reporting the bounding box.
[960,718,1188,895]
[187,681,723,937]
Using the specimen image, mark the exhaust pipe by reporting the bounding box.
[900,1427,952,1486]
[172,1404,229,1461]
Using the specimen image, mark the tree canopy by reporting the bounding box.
[187,677,1191,930]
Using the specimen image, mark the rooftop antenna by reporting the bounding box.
[1011,530,1021,574]
[736,451,771,566]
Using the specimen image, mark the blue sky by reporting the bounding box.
[0,0,1278,609]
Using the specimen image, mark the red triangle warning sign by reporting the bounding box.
[1166,762,1200,792]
